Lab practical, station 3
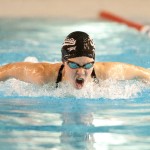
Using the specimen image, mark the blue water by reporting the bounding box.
[0,19,150,150]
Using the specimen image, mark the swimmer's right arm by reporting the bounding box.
[0,62,53,85]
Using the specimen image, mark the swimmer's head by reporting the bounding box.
[61,31,95,61]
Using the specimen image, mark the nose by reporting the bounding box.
[76,68,85,75]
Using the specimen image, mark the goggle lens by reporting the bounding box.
[67,61,94,69]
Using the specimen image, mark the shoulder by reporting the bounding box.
[29,62,62,83]
[94,62,118,71]
[94,62,130,79]
[95,61,125,66]
[39,62,62,70]
[38,62,63,81]
[94,62,130,69]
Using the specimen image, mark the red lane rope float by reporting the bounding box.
[99,10,150,36]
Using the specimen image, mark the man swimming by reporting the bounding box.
[0,31,150,89]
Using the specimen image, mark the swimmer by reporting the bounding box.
[0,31,150,89]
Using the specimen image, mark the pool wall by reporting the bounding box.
[0,0,150,21]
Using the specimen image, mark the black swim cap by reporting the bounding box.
[61,31,95,61]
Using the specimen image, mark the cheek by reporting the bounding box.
[86,68,93,76]
[68,70,75,78]
[65,67,76,79]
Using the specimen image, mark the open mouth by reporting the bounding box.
[75,78,85,89]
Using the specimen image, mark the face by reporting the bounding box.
[63,56,95,89]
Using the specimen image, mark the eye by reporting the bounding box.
[68,62,79,69]
[84,63,94,69]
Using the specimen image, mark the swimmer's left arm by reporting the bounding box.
[95,62,150,82]
[123,64,150,82]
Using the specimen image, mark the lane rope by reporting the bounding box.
[99,10,150,36]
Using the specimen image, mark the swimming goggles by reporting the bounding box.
[67,61,94,69]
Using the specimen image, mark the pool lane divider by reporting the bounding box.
[99,10,150,37]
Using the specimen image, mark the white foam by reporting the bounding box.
[0,78,148,99]
[24,57,39,63]
[23,56,60,64]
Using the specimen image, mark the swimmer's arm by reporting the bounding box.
[122,63,150,82]
[96,62,150,82]
[0,62,53,85]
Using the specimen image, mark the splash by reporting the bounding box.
[0,78,148,99]
[51,79,147,99]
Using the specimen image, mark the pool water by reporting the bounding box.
[0,19,150,150]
